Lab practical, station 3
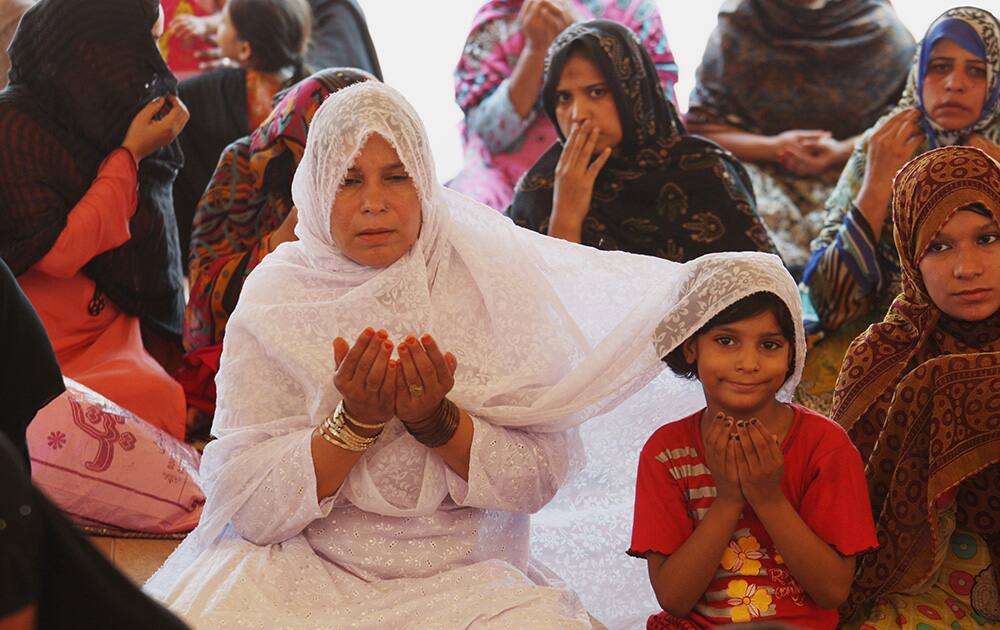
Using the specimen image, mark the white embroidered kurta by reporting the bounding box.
[147,413,590,628]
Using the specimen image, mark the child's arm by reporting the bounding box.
[647,416,744,616]
[734,420,856,608]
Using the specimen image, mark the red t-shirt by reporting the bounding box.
[629,404,878,630]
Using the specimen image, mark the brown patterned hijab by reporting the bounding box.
[831,146,1000,615]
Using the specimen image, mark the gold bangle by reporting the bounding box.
[330,407,379,446]
[319,420,372,452]
[315,424,366,452]
[337,400,385,431]
[325,408,379,450]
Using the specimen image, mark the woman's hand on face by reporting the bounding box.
[333,328,398,426]
[733,419,785,510]
[704,413,744,508]
[519,0,573,55]
[394,334,457,424]
[864,108,925,186]
[966,133,1000,162]
[121,95,190,162]
[551,120,612,230]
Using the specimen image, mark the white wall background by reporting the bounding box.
[359,1,1000,181]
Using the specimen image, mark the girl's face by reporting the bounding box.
[922,38,989,131]
[554,51,623,154]
[217,3,250,65]
[328,133,422,269]
[682,310,792,418]
[918,209,1000,321]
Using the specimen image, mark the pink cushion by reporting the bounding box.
[27,378,204,533]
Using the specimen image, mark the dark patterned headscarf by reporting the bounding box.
[508,20,775,262]
[831,146,1000,615]
[687,0,915,139]
[0,0,185,337]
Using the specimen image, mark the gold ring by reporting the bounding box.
[408,384,424,396]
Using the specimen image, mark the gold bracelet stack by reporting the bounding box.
[405,398,460,448]
[315,401,382,452]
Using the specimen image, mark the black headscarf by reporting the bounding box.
[687,0,915,139]
[306,0,382,79]
[0,0,185,338]
[1,259,63,468]
[508,20,777,262]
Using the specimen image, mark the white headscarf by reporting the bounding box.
[150,82,805,627]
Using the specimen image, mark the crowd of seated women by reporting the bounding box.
[0,0,997,629]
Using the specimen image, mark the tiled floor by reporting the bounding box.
[87,536,181,585]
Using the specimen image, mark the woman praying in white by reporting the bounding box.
[144,82,746,628]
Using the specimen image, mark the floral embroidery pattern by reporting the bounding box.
[46,431,67,450]
[721,534,766,576]
[726,580,774,623]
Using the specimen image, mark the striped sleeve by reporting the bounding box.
[630,426,715,558]
[804,140,884,332]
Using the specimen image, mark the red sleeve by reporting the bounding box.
[798,438,879,557]
[629,431,695,558]
[34,148,138,279]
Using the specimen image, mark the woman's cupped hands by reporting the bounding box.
[332,328,458,428]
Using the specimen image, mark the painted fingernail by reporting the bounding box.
[421,334,433,345]
[363,327,374,336]
[383,341,392,350]
[388,360,398,368]
[406,335,417,345]
[398,343,407,352]
[376,329,388,339]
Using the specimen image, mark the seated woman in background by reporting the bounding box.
[163,0,380,80]
[508,19,776,263]
[180,67,373,419]
[173,0,311,263]
[449,0,678,211]
[0,0,189,440]
[832,146,1000,629]
[798,6,1000,414]
[687,0,914,272]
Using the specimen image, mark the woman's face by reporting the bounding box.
[217,3,248,64]
[918,208,1000,321]
[554,51,623,154]
[922,38,989,130]
[329,133,422,268]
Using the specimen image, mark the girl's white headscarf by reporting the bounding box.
[148,82,805,627]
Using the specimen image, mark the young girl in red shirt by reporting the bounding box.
[629,254,878,629]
